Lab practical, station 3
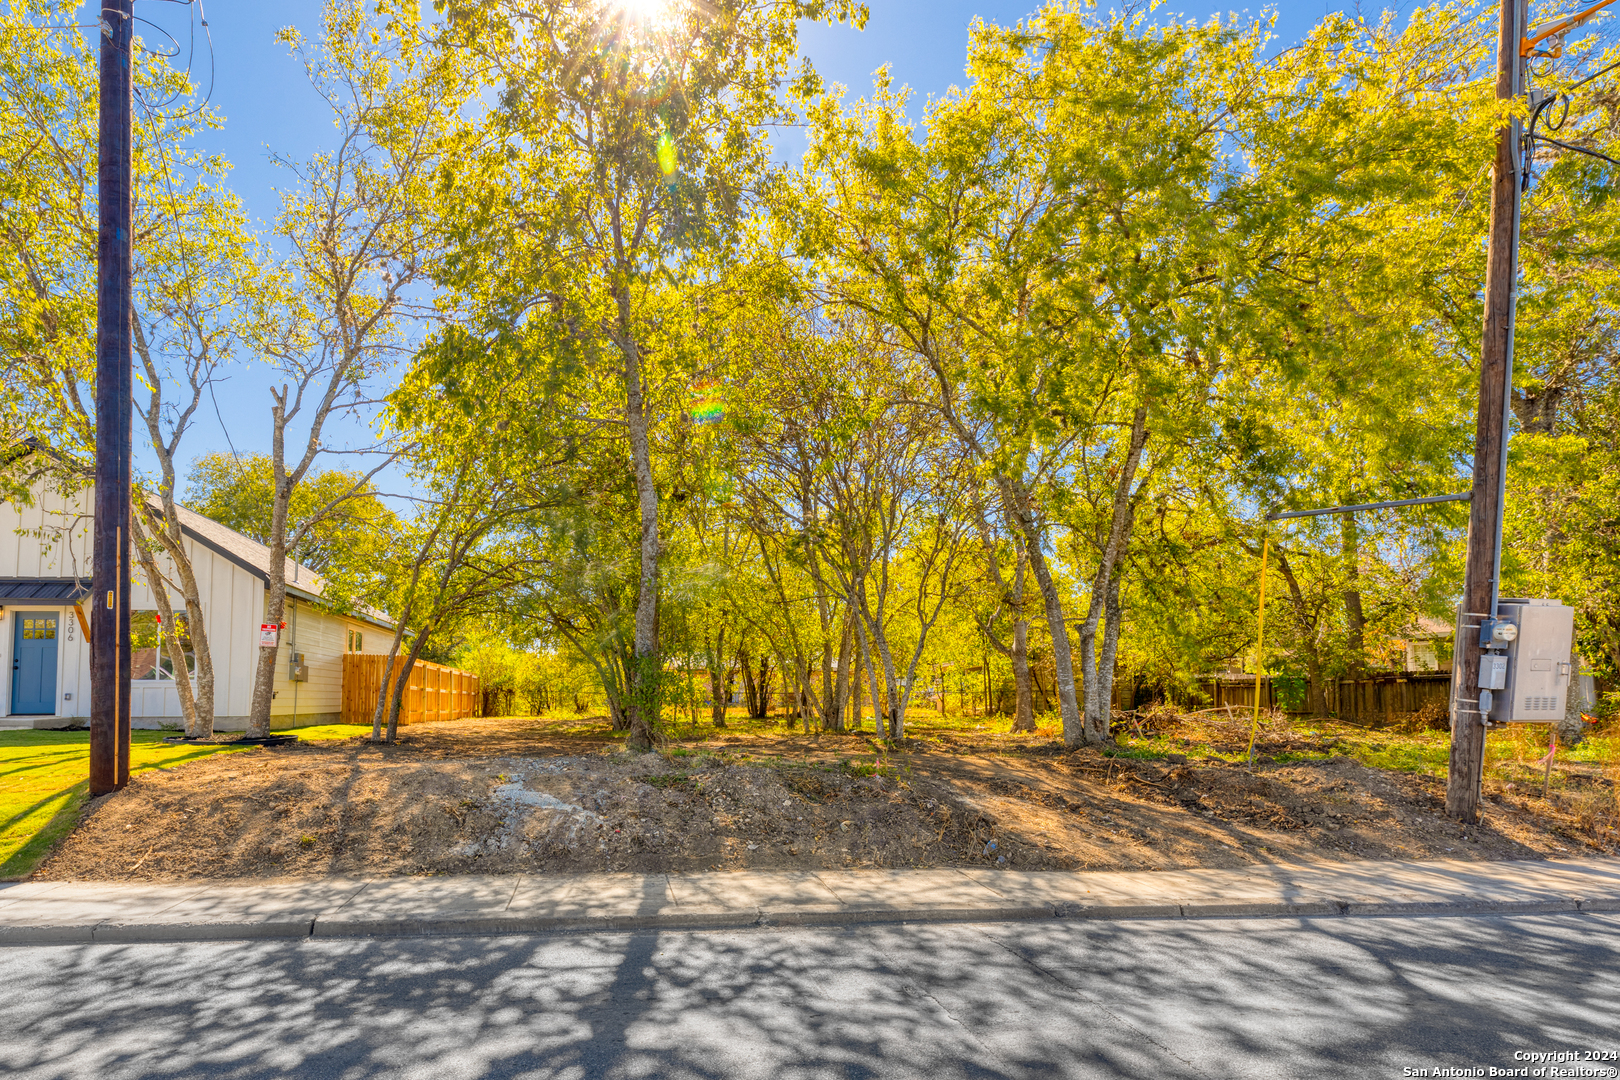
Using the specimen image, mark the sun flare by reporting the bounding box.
[613,0,674,22]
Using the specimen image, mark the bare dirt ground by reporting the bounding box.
[37,713,1619,882]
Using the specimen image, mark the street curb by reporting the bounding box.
[4,894,1619,945]
[309,910,762,938]
[0,925,95,945]
[93,920,317,944]
[1054,902,1184,920]
[765,905,1055,927]
[1177,900,1343,918]
[1342,898,1581,916]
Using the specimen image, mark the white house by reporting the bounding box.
[1400,616,1455,673]
[1,472,395,730]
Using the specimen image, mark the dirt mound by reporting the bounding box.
[35,717,1613,883]
[40,743,1002,881]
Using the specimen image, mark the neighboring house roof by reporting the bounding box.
[1411,617,1453,638]
[154,499,396,632]
[0,578,92,602]
[3,442,395,632]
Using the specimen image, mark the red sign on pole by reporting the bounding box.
[259,624,281,648]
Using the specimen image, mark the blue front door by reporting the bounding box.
[10,611,59,715]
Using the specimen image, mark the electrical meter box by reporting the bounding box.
[1479,654,1508,690]
[1488,599,1575,723]
[289,652,309,682]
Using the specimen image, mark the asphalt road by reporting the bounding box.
[2,913,1618,1079]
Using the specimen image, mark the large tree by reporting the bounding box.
[0,1,259,737]
[240,0,475,738]
[426,0,865,749]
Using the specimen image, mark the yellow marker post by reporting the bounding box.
[1247,535,1270,769]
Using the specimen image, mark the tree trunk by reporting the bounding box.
[800,657,817,734]
[130,322,216,738]
[860,600,905,740]
[754,654,772,718]
[1001,473,1081,745]
[1078,406,1150,746]
[140,499,215,738]
[372,627,408,741]
[129,508,200,736]
[707,627,728,727]
[855,609,884,736]
[830,612,853,734]
[620,304,661,752]
[976,542,1034,729]
[1341,514,1366,679]
[819,642,834,733]
[920,347,1080,743]
[738,646,758,719]
[851,638,864,733]
[707,665,729,727]
[1272,548,1328,714]
[800,517,841,735]
[246,536,288,739]
[1011,615,1034,732]
[1009,550,1035,732]
[386,630,431,743]
[246,395,296,740]
[1513,382,1563,435]
[1096,569,1126,741]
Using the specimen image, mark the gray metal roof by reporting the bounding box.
[3,442,396,631]
[0,578,91,602]
[160,501,396,632]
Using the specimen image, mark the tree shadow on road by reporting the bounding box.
[2,912,1617,1079]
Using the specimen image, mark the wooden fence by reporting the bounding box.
[342,654,481,725]
[1166,671,1454,723]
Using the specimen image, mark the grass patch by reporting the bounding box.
[1273,749,1335,765]
[270,724,376,741]
[0,729,251,880]
[839,759,898,779]
[1344,738,1449,776]
[1560,731,1615,766]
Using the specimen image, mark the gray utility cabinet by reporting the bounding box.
[1490,598,1575,723]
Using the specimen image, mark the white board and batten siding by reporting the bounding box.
[2,477,393,729]
[271,599,391,725]
[0,480,92,721]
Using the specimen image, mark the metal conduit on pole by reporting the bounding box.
[1447,0,1526,823]
[91,0,134,795]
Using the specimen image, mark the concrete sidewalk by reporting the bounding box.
[2,856,1618,945]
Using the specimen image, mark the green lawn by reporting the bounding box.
[0,724,373,880]
[273,723,376,741]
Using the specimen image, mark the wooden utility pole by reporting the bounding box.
[91,1,134,795]
[1447,0,1525,821]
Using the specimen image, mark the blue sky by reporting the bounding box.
[129,0,1378,486]
[160,0,1367,229]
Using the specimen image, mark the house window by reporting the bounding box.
[347,629,362,653]
[131,611,195,681]
[22,617,57,641]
